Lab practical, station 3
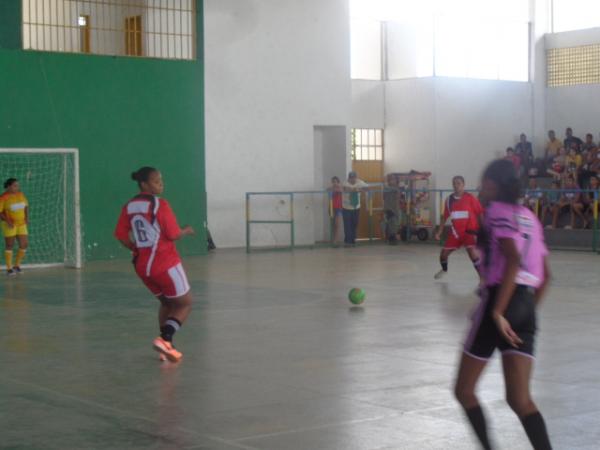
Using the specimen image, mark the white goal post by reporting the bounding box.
[0,148,82,269]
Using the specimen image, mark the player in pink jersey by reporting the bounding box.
[454,159,552,450]
[115,167,194,363]
[434,176,484,280]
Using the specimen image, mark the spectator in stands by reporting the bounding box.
[565,147,583,176]
[328,176,344,246]
[382,174,402,244]
[579,140,599,188]
[564,127,583,153]
[342,171,368,247]
[582,175,599,227]
[581,133,597,156]
[590,146,600,174]
[591,174,600,191]
[550,176,585,229]
[505,147,521,172]
[524,177,544,218]
[545,130,562,162]
[542,180,561,227]
[515,133,533,168]
[549,147,567,178]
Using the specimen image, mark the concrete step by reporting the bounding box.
[544,228,598,250]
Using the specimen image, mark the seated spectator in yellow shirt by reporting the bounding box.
[545,130,562,162]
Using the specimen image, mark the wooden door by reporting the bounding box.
[352,161,384,239]
[79,15,91,53]
[125,16,143,56]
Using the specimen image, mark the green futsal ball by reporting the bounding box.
[348,288,366,305]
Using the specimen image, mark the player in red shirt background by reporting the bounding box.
[115,167,194,362]
[434,176,484,280]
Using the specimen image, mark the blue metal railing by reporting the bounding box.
[245,188,600,253]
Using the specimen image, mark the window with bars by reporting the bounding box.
[351,128,384,161]
[547,44,600,87]
[22,0,196,60]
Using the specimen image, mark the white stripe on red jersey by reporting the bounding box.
[115,194,183,278]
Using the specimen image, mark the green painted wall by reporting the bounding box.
[0,1,206,261]
[0,1,21,49]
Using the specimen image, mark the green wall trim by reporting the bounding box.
[0,0,21,49]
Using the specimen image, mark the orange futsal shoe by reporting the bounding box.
[153,337,183,363]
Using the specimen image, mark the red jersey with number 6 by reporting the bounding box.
[114,193,182,278]
[443,192,483,236]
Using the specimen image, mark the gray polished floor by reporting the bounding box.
[1,245,599,449]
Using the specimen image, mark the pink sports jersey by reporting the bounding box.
[479,201,548,288]
[115,193,182,278]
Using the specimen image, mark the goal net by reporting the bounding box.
[0,149,81,268]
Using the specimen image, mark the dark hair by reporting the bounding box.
[131,166,158,188]
[452,175,465,184]
[4,178,17,189]
[587,133,593,138]
[482,159,520,204]
[331,176,340,183]
[506,147,514,153]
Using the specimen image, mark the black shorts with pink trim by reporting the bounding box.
[464,284,537,360]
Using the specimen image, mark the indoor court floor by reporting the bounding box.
[1,244,600,449]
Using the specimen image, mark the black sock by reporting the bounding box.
[520,411,552,450]
[441,260,448,272]
[160,317,182,342]
[465,405,492,450]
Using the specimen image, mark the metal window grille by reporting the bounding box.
[351,128,384,161]
[22,0,196,60]
[547,44,600,87]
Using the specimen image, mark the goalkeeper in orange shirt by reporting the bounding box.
[0,178,29,276]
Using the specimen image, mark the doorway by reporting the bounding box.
[313,126,347,243]
[351,128,384,239]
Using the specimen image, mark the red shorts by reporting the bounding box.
[139,263,190,299]
[444,232,476,250]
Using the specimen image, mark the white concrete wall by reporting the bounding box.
[545,27,600,141]
[384,77,533,190]
[383,78,436,175]
[531,0,551,151]
[205,0,351,248]
[547,86,600,140]
[351,80,385,129]
[313,126,347,242]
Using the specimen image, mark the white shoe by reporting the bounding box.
[545,225,554,229]
[434,270,447,280]
[563,225,572,230]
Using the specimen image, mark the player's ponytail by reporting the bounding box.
[3,178,17,189]
[482,159,520,204]
[131,167,157,188]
